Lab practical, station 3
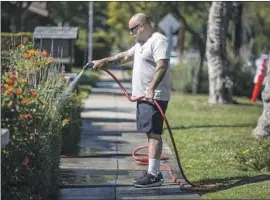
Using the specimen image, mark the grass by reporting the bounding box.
[72,67,100,99]
[163,93,270,199]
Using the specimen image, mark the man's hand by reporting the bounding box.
[145,88,155,103]
[92,59,108,70]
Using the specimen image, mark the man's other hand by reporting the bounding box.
[145,89,155,103]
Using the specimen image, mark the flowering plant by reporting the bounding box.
[1,41,69,199]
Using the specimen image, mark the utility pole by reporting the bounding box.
[88,1,93,62]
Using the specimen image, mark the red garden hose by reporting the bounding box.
[101,68,221,191]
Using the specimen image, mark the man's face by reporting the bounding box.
[129,20,144,44]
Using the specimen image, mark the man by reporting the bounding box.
[92,13,170,188]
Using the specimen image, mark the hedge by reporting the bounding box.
[1,36,83,199]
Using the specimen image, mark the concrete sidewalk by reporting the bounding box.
[59,69,201,200]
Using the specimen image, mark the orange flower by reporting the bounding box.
[35,50,41,56]
[16,88,23,95]
[8,76,15,85]
[7,87,14,95]
[31,91,37,97]
[29,50,35,54]
[20,98,29,104]
[42,50,48,57]
[24,52,31,59]
[3,84,9,90]
[8,79,15,85]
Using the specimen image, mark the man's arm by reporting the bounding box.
[92,51,133,70]
[103,52,133,65]
[145,59,169,101]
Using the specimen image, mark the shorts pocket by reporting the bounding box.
[137,102,154,133]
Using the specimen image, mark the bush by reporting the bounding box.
[1,37,83,199]
[60,92,83,155]
[1,66,64,200]
[170,58,255,97]
[229,59,254,97]
[235,139,270,171]
[170,60,208,93]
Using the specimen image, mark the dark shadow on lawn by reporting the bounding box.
[233,101,263,107]
[165,123,257,131]
[184,174,270,194]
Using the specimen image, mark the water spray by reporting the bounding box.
[59,61,93,105]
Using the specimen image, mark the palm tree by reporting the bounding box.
[206,1,233,104]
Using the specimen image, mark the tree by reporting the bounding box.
[1,1,32,32]
[206,2,233,104]
[168,2,209,94]
[231,2,243,57]
[252,67,270,139]
[106,2,171,51]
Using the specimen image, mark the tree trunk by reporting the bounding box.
[192,52,204,94]
[192,28,207,94]
[232,2,243,57]
[206,2,233,104]
[252,69,270,139]
[178,20,185,56]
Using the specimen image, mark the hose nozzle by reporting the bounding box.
[82,61,94,71]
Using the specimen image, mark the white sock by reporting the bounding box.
[148,158,160,178]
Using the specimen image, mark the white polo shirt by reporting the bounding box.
[127,32,171,101]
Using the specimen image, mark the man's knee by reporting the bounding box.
[147,132,162,140]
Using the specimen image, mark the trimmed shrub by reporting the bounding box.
[60,92,83,155]
[1,66,64,200]
[1,36,84,199]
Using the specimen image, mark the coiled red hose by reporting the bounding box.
[102,68,221,190]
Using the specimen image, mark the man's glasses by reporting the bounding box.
[129,24,140,34]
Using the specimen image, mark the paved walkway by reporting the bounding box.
[59,68,201,200]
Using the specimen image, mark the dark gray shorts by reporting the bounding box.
[136,100,168,135]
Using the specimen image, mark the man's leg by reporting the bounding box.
[134,100,168,187]
[147,133,162,177]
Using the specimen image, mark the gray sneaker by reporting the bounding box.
[133,172,164,188]
[133,171,163,183]
[133,170,147,183]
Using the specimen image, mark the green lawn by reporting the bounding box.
[163,93,270,199]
